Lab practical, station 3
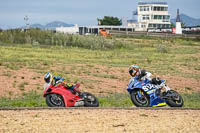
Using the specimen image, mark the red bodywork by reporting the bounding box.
[43,83,81,107]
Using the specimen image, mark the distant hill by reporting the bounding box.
[171,14,200,27]
[30,24,44,29]
[45,21,74,30]
[27,21,74,30]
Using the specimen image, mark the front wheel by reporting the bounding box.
[82,92,99,107]
[131,89,150,107]
[46,94,65,107]
[166,90,184,107]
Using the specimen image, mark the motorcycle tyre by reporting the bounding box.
[167,90,184,107]
[82,92,99,107]
[131,89,150,107]
[46,94,65,107]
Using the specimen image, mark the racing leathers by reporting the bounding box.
[52,76,80,95]
[127,69,170,93]
[127,70,151,93]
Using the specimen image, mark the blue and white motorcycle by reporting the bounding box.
[127,77,184,107]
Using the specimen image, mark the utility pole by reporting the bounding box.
[24,15,29,30]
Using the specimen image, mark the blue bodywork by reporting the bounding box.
[127,77,167,107]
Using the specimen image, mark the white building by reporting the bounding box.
[79,25,135,35]
[56,24,79,34]
[128,2,171,31]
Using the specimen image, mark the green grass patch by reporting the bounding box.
[98,92,200,108]
[0,92,200,108]
[0,36,199,79]
[0,90,47,107]
[182,92,200,108]
[99,93,133,107]
[18,82,29,91]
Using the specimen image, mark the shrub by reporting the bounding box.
[0,29,127,50]
[157,44,168,53]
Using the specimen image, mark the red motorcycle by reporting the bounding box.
[43,83,99,107]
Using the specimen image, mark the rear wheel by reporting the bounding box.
[82,92,99,107]
[131,89,150,107]
[46,94,65,107]
[167,90,184,107]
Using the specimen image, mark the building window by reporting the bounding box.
[154,15,158,19]
[144,7,149,11]
[148,24,153,28]
[142,15,150,20]
[166,24,170,28]
[140,6,150,11]
[128,28,133,31]
[163,15,170,22]
[148,24,171,29]
[163,15,170,19]
[141,24,146,28]
[153,6,168,11]
[153,15,170,21]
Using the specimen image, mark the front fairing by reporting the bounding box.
[43,83,82,107]
[127,78,167,107]
[44,83,50,90]
[43,83,52,97]
[127,77,150,93]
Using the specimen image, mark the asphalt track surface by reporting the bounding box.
[0,107,200,110]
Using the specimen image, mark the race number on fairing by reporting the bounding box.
[142,84,156,91]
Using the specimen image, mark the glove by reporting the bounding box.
[151,77,161,85]
[140,70,147,77]
[66,83,73,87]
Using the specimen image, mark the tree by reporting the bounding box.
[181,21,187,27]
[171,22,175,28]
[171,22,186,28]
[97,16,122,26]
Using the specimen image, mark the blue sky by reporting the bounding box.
[0,0,200,29]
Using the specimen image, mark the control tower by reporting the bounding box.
[176,9,182,34]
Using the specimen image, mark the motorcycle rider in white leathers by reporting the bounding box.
[128,65,170,93]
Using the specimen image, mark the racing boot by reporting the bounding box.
[161,91,172,99]
[74,88,82,96]
[160,82,171,98]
